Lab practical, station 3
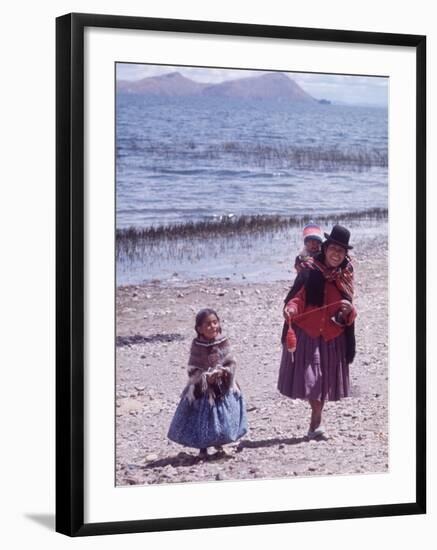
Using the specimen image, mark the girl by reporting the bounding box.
[168,308,248,458]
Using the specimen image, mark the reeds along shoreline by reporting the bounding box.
[116,208,388,244]
[116,209,388,265]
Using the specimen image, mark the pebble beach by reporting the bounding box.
[115,232,388,486]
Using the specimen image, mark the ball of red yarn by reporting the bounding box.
[286,325,297,353]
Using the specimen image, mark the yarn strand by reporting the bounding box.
[291,300,344,321]
[285,300,346,356]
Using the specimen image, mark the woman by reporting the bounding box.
[277,224,357,439]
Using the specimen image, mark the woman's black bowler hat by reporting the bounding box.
[324,224,353,250]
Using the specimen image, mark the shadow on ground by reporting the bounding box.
[236,435,307,450]
[142,435,308,470]
[145,450,234,469]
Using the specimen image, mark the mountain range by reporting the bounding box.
[117,71,320,103]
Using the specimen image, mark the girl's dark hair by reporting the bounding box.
[195,308,221,336]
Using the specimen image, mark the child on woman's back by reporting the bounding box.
[167,308,248,458]
[294,222,323,272]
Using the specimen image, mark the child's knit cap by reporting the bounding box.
[303,222,323,243]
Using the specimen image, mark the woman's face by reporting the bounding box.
[198,314,220,340]
[325,243,346,268]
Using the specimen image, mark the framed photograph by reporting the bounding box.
[56,12,426,536]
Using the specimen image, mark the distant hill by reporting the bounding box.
[203,72,316,102]
[117,71,318,102]
[117,72,207,96]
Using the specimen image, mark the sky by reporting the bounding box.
[116,63,388,107]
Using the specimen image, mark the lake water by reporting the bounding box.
[116,95,387,228]
[115,94,388,284]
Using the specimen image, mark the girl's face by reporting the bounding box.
[305,238,321,254]
[198,314,220,340]
[325,243,346,268]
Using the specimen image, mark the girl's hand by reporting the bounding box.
[207,371,219,383]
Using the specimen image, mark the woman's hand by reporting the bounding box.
[333,299,356,326]
[339,299,352,316]
[283,305,297,322]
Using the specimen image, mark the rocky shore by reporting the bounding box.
[116,237,388,486]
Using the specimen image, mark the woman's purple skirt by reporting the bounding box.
[278,326,349,401]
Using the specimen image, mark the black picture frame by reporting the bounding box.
[56,12,426,537]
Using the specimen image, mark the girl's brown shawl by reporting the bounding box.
[185,336,239,404]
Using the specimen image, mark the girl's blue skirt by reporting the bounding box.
[167,388,248,449]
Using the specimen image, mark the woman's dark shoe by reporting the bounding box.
[306,425,328,440]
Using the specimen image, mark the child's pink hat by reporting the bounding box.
[303,222,323,243]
